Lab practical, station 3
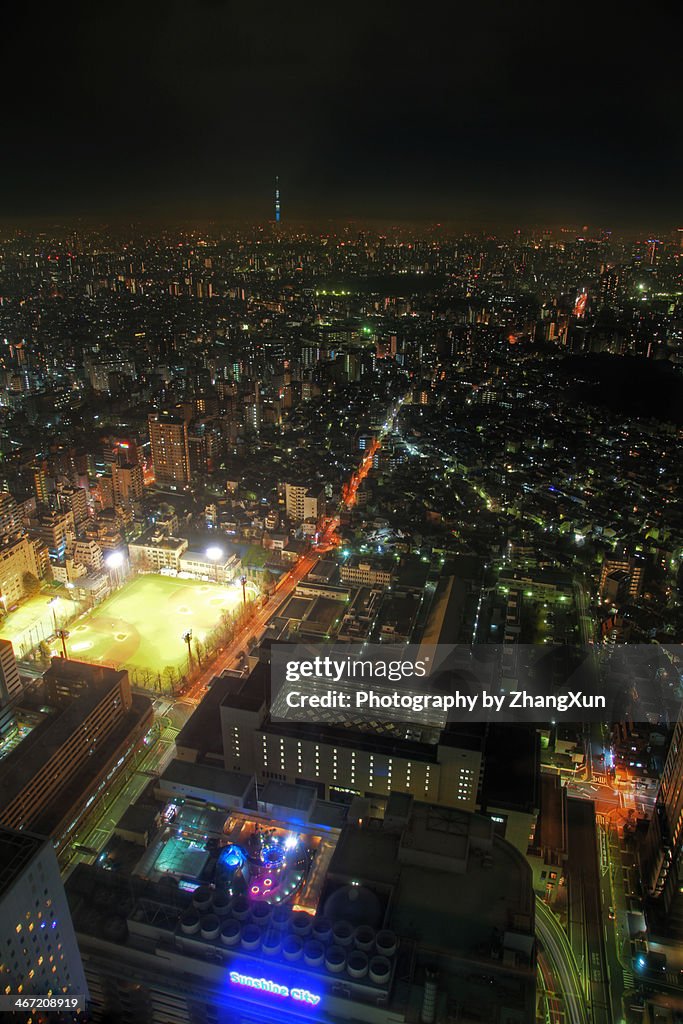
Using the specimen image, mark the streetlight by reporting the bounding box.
[206,546,223,583]
[239,574,247,606]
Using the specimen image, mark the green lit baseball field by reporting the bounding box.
[65,574,242,682]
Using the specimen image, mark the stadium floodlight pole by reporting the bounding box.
[206,546,223,583]
[48,596,59,632]
[182,628,193,666]
[105,550,125,588]
[55,628,69,659]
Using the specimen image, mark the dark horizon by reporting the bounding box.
[0,211,679,240]
[1,2,681,229]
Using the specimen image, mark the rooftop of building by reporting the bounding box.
[259,780,317,814]
[328,802,535,961]
[159,760,255,804]
[478,723,540,815]
[0,826,45,897]
[71,573,109,591]
[181,547,238,564]
[149,411,186,425]
[605,568,630,582]
[0,660,131,807]
[64,794,535,1021]
[0,531,30,551]
[306,558,338,583]
[220,662,270,711]
[341,553,395,573]
[419,575,470,646]
[129,529,187,550]
[377,591,421,637]
[536,773,567,855]
[498,566,573,587]
[394,556,430,591]
[176,673,259,759]
[115,800,159,839]
[30,694,152,838]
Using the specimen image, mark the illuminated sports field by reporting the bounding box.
[0,591,69,658]
[66,574,242,680]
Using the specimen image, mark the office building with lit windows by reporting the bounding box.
[642,705,683,938]
[599,552,645,602]
[128,531,189,571]
[176,664,483,813]
[284,484,325,525]
[112,460,144,508]
[148,411,191,487]
[0,639,23,739]
[339,556,393,589]
[0,533,47,606]
[0,825,88,1001]
[0,639,22,708]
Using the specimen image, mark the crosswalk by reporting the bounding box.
[622,964,634,991]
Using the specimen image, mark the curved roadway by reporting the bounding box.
[536,897,590,1024]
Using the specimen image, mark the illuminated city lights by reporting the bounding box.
[0,45,679,1020]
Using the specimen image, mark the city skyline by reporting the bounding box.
[0,205,681,1024]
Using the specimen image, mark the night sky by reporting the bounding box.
[1,2,679,228]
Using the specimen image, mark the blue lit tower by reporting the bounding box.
[274,176,281,222]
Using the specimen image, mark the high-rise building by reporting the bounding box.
[643,709,683,937]
[72,539,105,573]
[32,466,50,505]
[598,265,622,308]
[112,460,144,508]
[86,356,136,392]
[0,491,22,538]
[97,473,114,510]
[28,509,76,562]
[0,825,88,1000]
[112,438,140,466]
[0,534,46,606]
[0,639,22,707]
[54,484,88,525]
[284,484,325,524]
[244,399,261,433]
[148,412,191,487]
[0,659,153,852]
[599,553,644,602]
[187,425,209,475]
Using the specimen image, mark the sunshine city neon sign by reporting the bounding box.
[229,971,321,1007]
